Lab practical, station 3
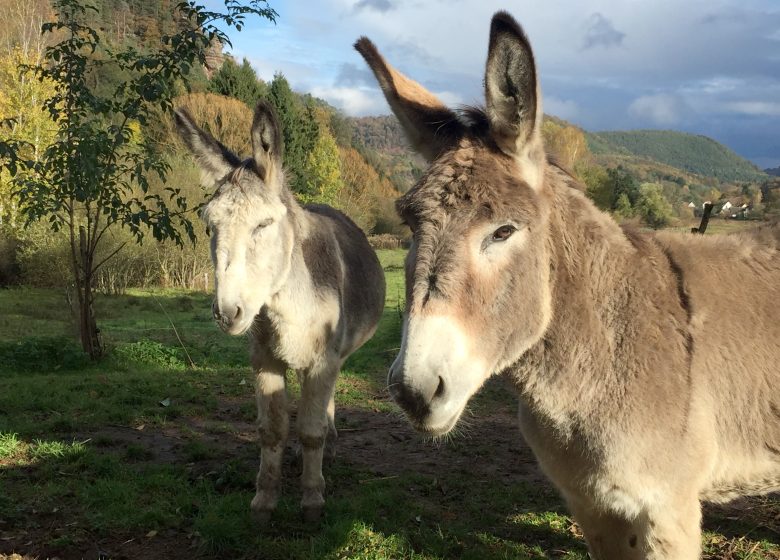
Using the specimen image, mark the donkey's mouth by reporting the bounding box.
[406,405,464,438]
[216,318,253,336]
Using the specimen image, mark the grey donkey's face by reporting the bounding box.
[357,12,553,435]
[175,103,293,336]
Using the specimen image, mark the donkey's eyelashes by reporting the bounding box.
[253,219,274,234]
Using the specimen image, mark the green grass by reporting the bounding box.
[0,249,777,559]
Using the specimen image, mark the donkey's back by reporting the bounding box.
[655,224,780,501]
[302,204,385,356]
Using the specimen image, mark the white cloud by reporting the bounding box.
[723,101,780,116]
[582,13,625,50]
[543,96,579,120]
[435,91,466,108]
[628,93,688,126]
[309,86,387,116]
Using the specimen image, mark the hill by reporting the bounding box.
[587,130,767,183]
[349,115,426,193]
[349,114,766,192]
[766,167,780,177]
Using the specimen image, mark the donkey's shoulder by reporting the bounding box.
[303,204,365,237]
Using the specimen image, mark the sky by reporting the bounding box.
[223,0,780,169]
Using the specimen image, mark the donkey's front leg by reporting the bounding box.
[250,356,289,524]
[296,363,339,523]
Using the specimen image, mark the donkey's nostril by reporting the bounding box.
[234,305,242,321]
[394,384,430,420]
[434,376,445,399]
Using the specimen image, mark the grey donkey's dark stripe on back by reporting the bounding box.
[301,204,370,293]
[302,204,385,328]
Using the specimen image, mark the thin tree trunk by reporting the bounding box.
[78,226,102,359]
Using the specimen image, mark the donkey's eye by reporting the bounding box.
[253,219,273,234]
[492,225,516,242]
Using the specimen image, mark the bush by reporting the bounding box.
[636,182,676,229]
[0,336,89,371]
[0,227,21,286]
[15,222,71,288]
[113,340,186,370]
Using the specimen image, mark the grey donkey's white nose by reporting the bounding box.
[388,358,446,422]
[212,299,243,331]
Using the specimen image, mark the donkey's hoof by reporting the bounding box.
[250,493,277,525]
[251,506,273,525]
[302,505,323,524]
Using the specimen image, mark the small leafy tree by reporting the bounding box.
[0,0,276,358]
[301,127,342,206]
[636,182,674,229]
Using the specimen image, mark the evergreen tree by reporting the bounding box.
[267,73,318,194]
[208,56,266,108]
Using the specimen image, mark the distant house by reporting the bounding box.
[687,202,696,208]
[719,201,733,213]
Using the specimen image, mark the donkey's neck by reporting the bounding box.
[263,196,334,339]
[510,171,642,414]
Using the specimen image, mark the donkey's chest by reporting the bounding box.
[262,298,342,370]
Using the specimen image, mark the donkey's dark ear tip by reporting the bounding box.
[253,99,276,118]
[490,11,527,41]
[354,36,377,57]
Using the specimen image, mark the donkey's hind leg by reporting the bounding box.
[297,363,339,523]
[249,356,289,524]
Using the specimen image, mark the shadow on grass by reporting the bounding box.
[704,496,780,546]
[2,384,779,559]
[0,402,588,560]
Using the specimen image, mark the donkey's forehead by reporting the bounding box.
[201,182,275,225]
[397,143,541,224]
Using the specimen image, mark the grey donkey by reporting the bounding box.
[357,11,780,559]
[175,101,386,522]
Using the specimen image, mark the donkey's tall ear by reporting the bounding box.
[355,37,461,162]
[484,12,544,160]
[174,108,241,186]
[250,101,283,188]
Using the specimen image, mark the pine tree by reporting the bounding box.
[267,73,318,194]
[208,56,266,108]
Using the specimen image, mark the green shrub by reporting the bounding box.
[0,335,89,371]
[113,339,186,370]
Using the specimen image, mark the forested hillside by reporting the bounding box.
[2,0,778,298]
[0,0,403,294]
[587,129,767,183]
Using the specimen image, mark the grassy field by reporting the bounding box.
[0,248,777,559]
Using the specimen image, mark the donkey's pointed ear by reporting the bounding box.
[174,108,241,186]
[250,101,283,186]
[355,37,461,162]
[484,12,544,158]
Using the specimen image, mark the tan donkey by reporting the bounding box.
[357,11,780,559]
[175,102,385,522]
